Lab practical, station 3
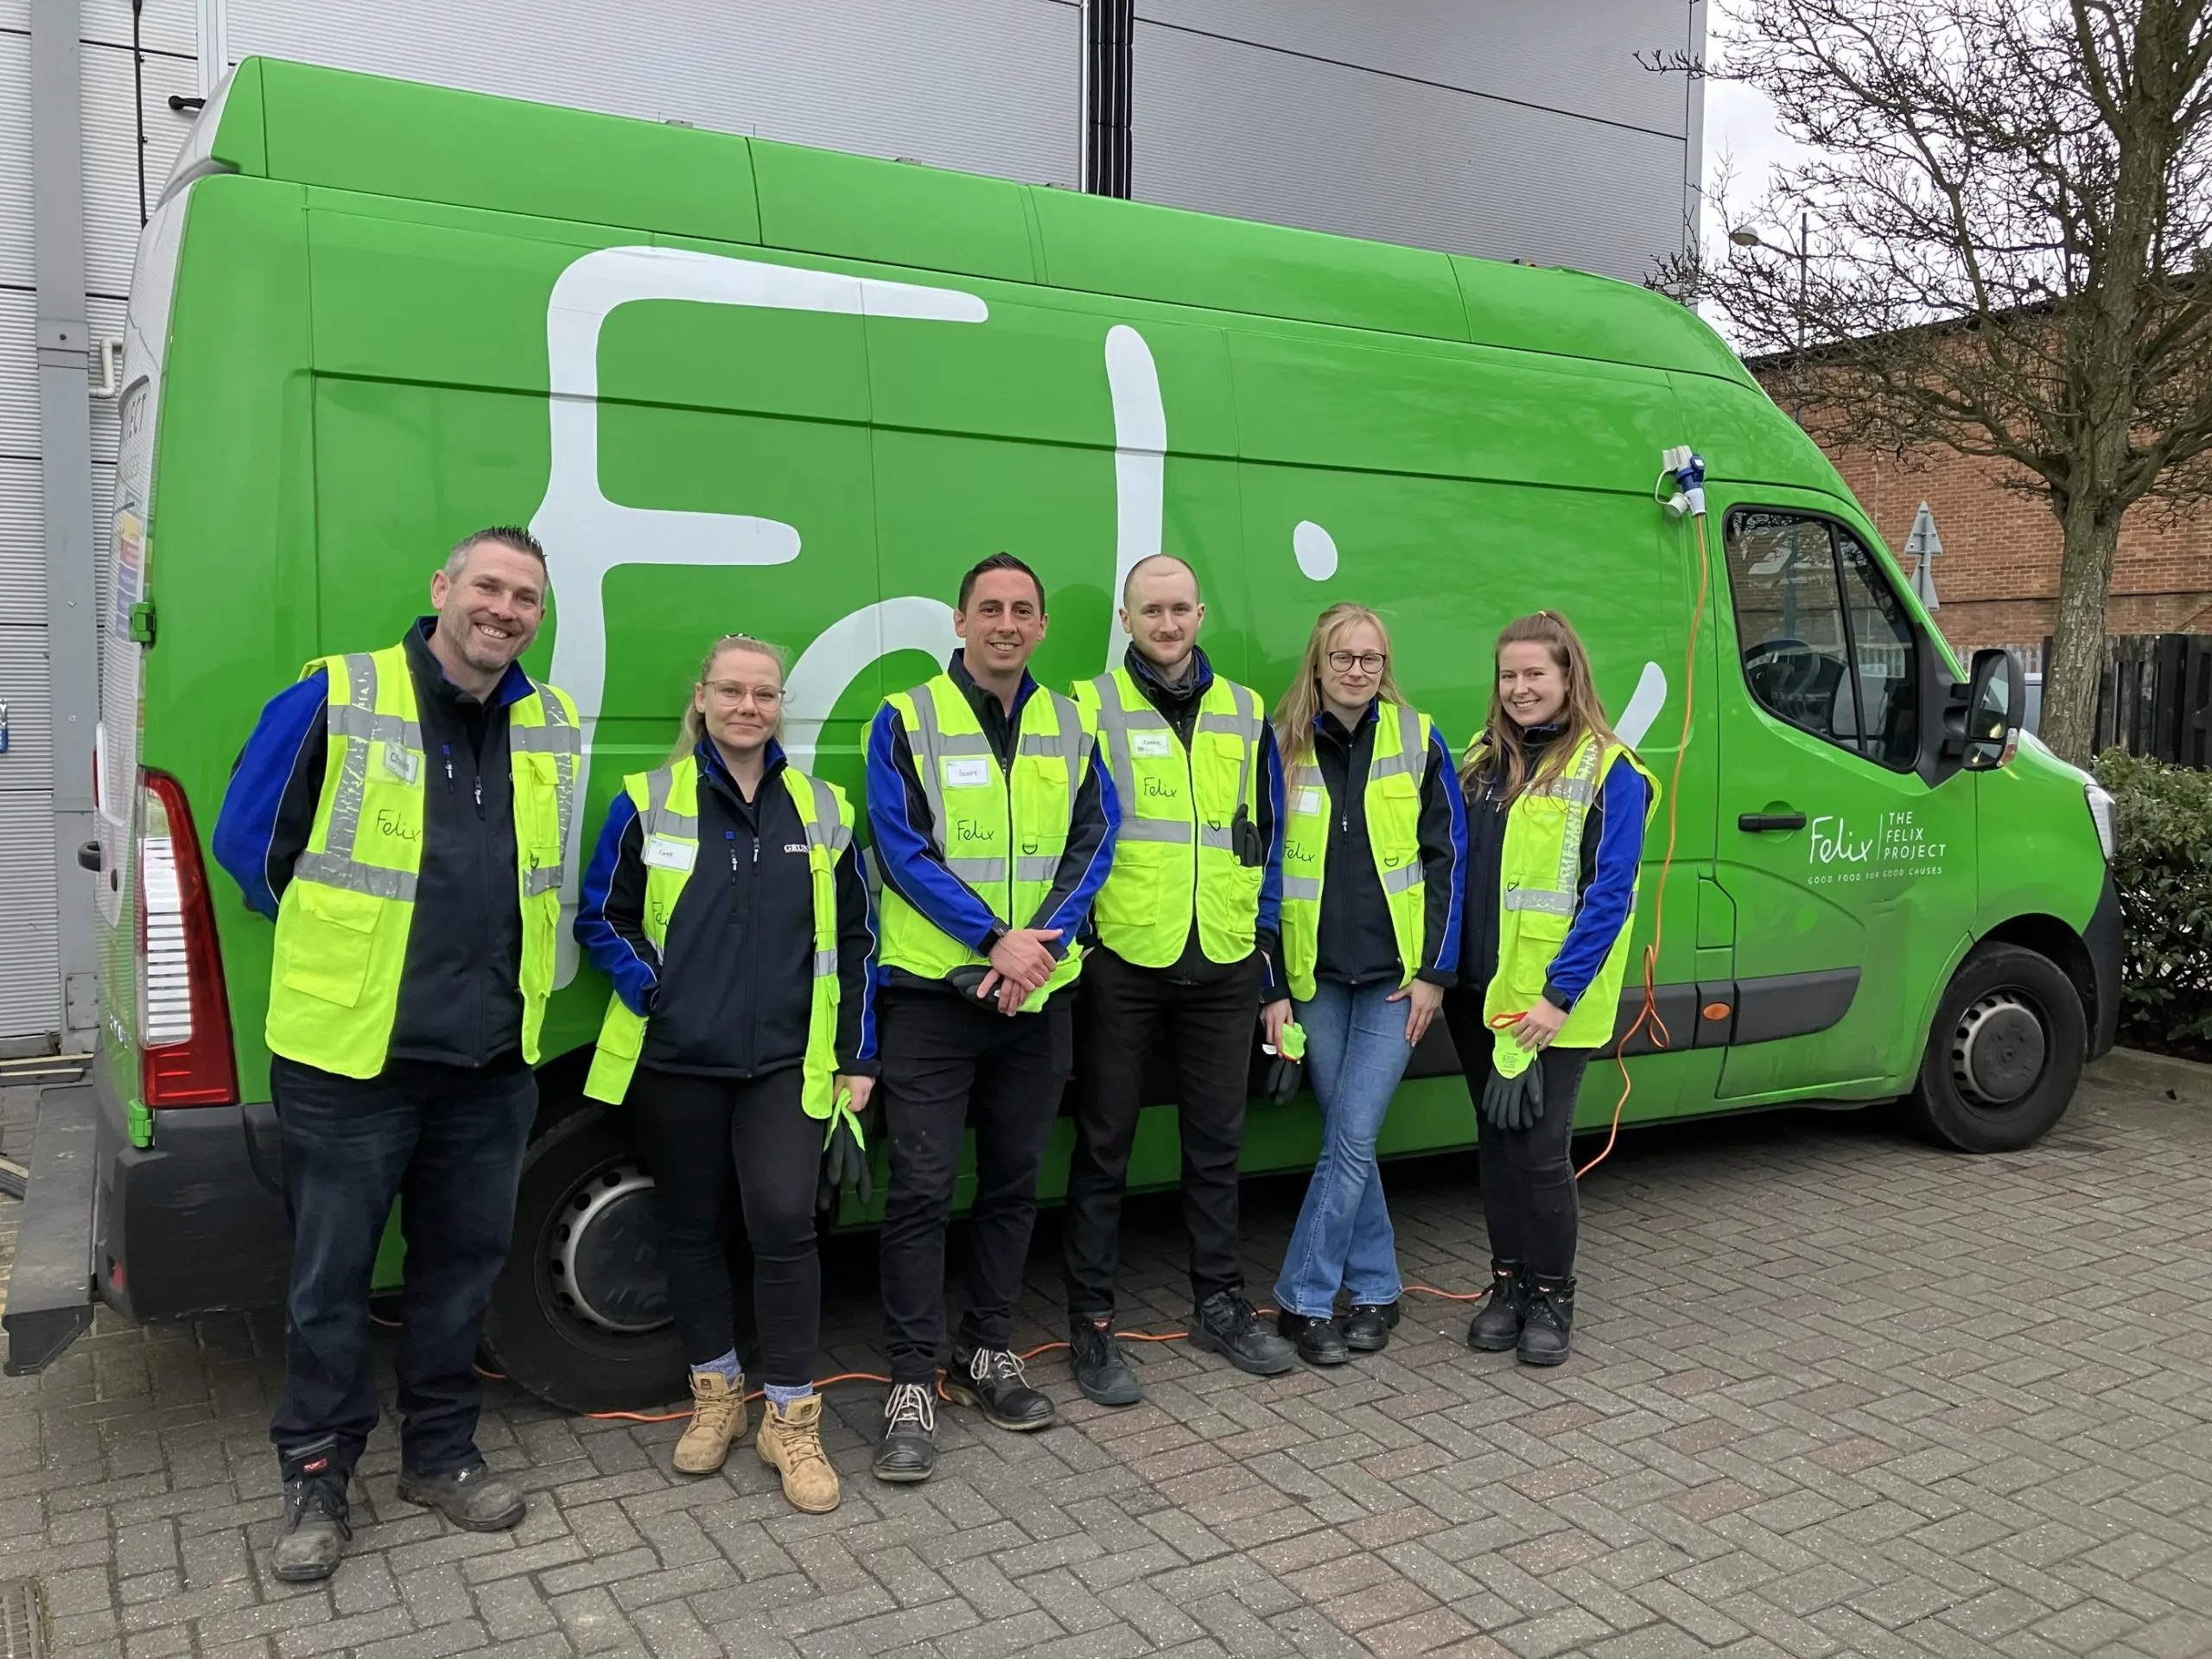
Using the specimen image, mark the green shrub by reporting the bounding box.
[2092,749,2212,1055]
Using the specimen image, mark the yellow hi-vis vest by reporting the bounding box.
[1073,667,1267,969]
[582,758,853,1112]
[266,642,579,1080]
[1483,733,1662,1076]
[876,674,1095,1011]
[1279,700,1433,1003]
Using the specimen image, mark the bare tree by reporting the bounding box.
[1655,0,2212,766]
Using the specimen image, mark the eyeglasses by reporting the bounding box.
[704,682,783,708]
[1327,651,1388,674]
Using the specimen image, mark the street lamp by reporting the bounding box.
[1730,213,1812,426]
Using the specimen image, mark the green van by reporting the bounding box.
[5,59,2120,1409]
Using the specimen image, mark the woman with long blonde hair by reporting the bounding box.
[1444,610,1656,1367]
[1264,602,1466,1367]
[574,633,878,1511]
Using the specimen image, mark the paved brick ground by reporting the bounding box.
[3,1074,2209,1658]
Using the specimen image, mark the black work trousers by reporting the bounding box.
[877,987,1073,1384]
[1063,945,1262,1315]
[1442,991,1591,1281]
[268,1052,536,1483]
[625,1065,821,1389]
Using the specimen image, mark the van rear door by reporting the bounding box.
[1708,494,1975,1100]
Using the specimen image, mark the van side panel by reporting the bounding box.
[149,176,314,1111]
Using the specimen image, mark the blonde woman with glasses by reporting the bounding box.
[1265,604,1465,1366]
[574,633,878,1512]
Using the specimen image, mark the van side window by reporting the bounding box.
[1725,510,1919,772]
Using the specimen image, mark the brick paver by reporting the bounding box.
[3,1074,2209,1657]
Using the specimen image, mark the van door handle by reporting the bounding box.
[1738,811,1807,832]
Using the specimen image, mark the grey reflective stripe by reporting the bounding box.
[321,653,380,867]
[813,948,838,978]
[907,690,953,856]
[641,767,699,841]
[294,850,416,902]
[1121,817,1194,844]
[1366,702,1426,781]
[1283,874,1321,901]
[1014,854,1061,883]
[530,687,581,894]
[800,775,854,856]
[327,703,423,752]
[1380,860,1424,895]
[1503,887,1577,916]
[523,867,563,896]
[1088,671,1165,821]
[946,855,1008,883]
[1550,739,1605,900]
[1533,776,1598,806]
[1044,691,1086,801]
[1198,823,1236,850]
[510,723,583,755]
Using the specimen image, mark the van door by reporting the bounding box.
[1711,499,1973,1099]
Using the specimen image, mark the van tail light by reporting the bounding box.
[137,769,238,1107]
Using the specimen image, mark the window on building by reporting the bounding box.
[1725,510,1920,771]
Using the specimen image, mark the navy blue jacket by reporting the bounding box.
[575,739,877,1079]
[1459,725,1649,1014]
[1304,700,1468,993]
[865,651,1120,996]
[213,620,533,1071]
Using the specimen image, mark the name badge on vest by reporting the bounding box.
[642,836,696,873]
[384,744,420,785]
[1294,786,1323,817]
[944,756,990,789]
[1130,730,1173,759]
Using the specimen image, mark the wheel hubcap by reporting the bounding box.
[1952,992,2046,1107]
[548,1164,670,1334]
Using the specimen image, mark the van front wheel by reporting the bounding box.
[1903,944,2086,1154]
[480,1104,686,1414]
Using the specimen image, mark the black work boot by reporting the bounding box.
[1190,1291,1296,1376]
[1070,1316,1143,1407]
[1518,1277,1576,1367]
[396,1461,527,1532]
[945,1344,1056,1431]
[270,1470,352,1583]
[1275,1311,1350,1366]
[873,1381,939,1483]
[1342,1301,1402,1353]
[1466,1260,1527,1352]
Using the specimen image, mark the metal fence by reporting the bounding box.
[2027,633,2212,767]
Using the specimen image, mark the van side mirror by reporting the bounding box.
[1948,647,2024,771]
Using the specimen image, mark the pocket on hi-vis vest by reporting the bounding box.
[642,836,696,872]
[278,883,383,1007]
[944,756,991,789]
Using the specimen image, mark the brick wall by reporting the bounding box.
[1751,372,2212,656]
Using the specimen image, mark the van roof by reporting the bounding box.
[194,57,1756,389]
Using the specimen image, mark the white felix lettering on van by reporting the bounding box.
[530,245,988,985]
[1808,813,1876,867]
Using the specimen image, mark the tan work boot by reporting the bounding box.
[756,1394,841,1513]
[671,1370,748,1475]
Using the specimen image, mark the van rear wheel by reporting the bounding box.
[1902,944,2085,1154]
[480,1104,686,1414]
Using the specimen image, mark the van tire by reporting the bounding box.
[480,1104,686,1414]
[1902,944,2085,1154]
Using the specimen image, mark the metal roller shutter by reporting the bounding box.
[1132,17,1689,283]
[222,0,1080,185]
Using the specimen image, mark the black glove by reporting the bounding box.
[817,1102,875,1214]
[1481,1058,1546,1133]
[1260,1052,1304,1105]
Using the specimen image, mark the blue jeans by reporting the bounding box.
[1273,978,1414,1318]
[268,1052,536,1481]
